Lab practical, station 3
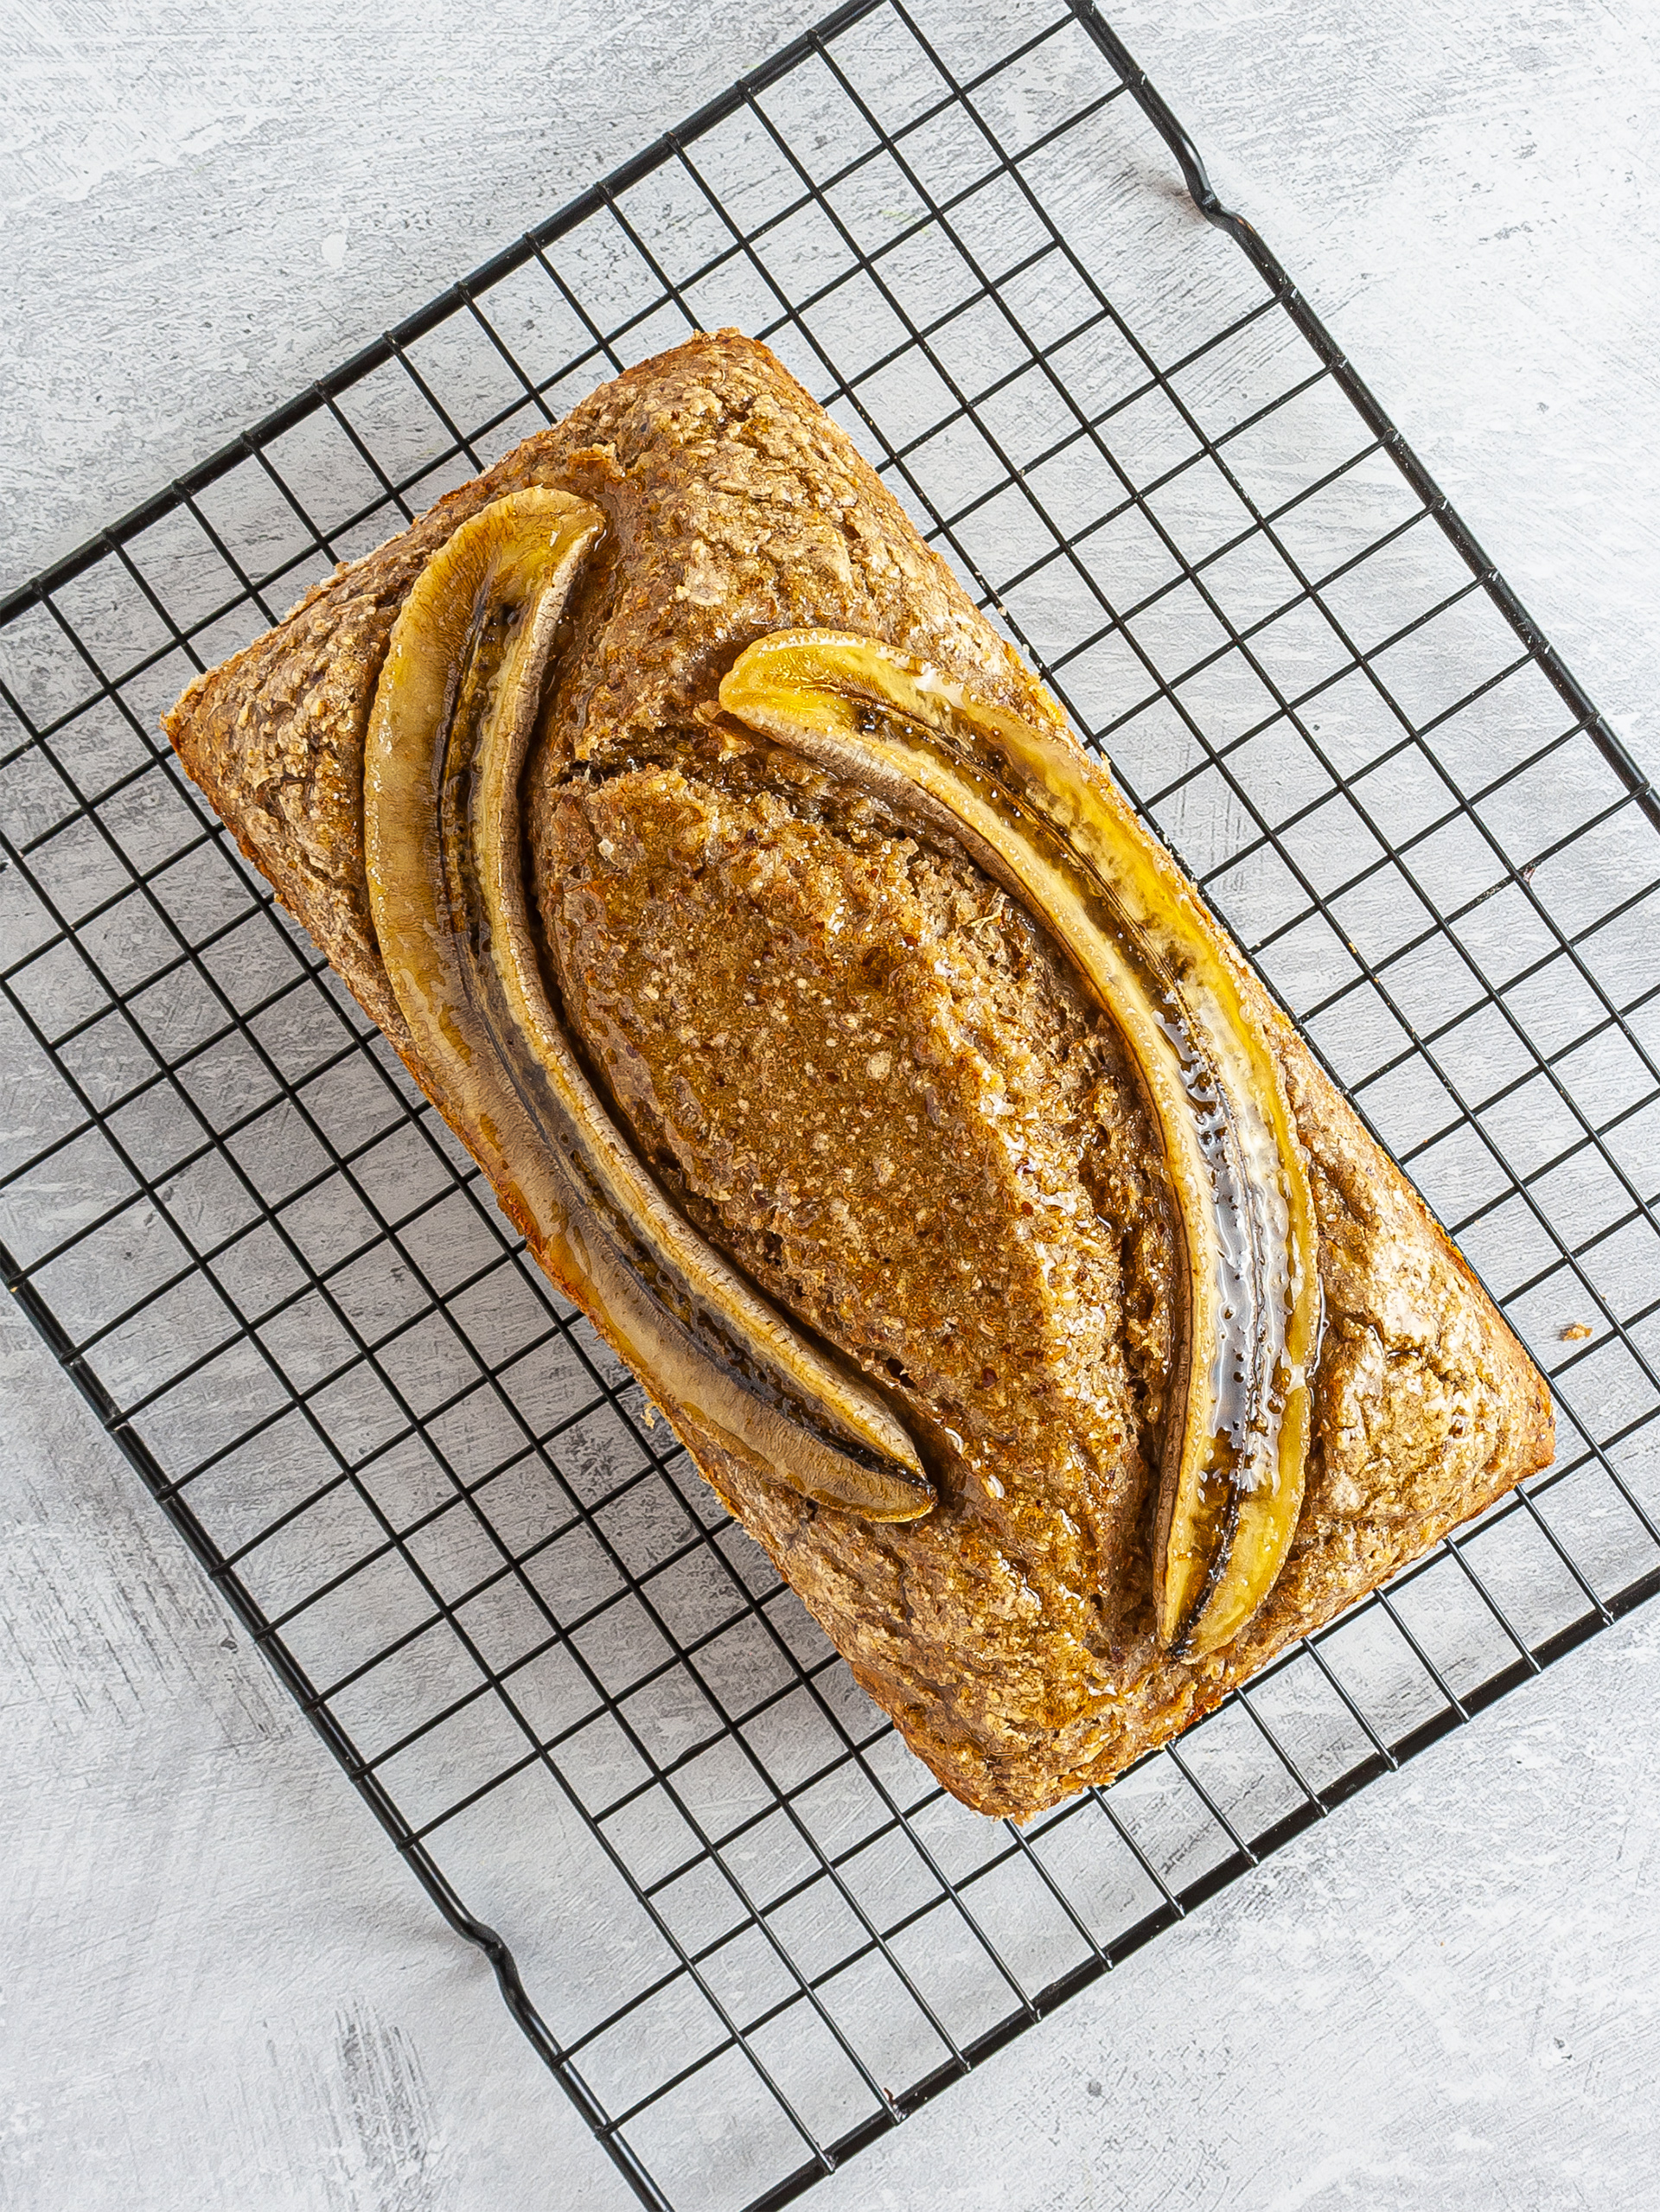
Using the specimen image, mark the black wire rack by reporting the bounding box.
[3,3,1657,2206]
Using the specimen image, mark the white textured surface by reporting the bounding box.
[3,2,1658,2208]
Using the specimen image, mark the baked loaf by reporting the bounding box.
[165,332,1552,1819]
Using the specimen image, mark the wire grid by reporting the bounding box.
[3,3,1658,2205]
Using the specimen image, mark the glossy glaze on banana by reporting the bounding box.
[720,631,1324,1654]
[363,491,933,1522]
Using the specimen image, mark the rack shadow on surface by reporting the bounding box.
[3,3,1657,2207]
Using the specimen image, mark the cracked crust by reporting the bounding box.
[165,332,1553,1820]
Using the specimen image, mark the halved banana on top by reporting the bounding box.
[361,488,1321,1648]
[363,490,934,1521]
[719,632,1323,1656]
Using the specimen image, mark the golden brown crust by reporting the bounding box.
[164,332,1553,1820]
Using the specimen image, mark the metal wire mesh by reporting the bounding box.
[3,3,1657,2205]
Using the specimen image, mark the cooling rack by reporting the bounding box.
[3,3,1657,2205]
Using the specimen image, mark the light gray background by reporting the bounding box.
[3,2,1658,2208]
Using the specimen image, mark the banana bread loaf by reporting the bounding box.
[165,332,1552,1819]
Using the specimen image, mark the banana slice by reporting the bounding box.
[364,494,933,1522]
[720,631,1323,1653]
